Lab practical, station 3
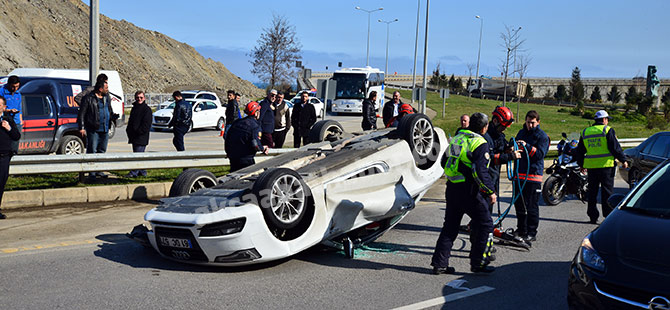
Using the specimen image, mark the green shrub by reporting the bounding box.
[582,110,595,120]
[646,114,669,130]
[557,108,570,113]
[570,110,582,116]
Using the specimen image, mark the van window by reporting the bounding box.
[23,95,53,118]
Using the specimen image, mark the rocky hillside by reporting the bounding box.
[0,0,263,98]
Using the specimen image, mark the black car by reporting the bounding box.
[620,131,670,188]
[568,159,670,309]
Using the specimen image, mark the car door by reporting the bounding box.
[191,101,205,129]
[640,134,670,175]
[19,94,56,154]
[310,98,322,117]
[206,101,222,126]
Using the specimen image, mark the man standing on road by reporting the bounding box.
[513,110,549,244]
[167,91,191,152]
[0,96,21,219]
[125,91,152,178]
[432,112,497,274]
[224,90,240,137]
[272,93,291,148]
[291,91,316,148]
[455,114,470,136]
[258,89,276,148]
[1,76,22,155]
[225,101,269,172]
[77,78,119,179]
[361,91,378,130]
[575,110,628,224]
[382,91,403,127]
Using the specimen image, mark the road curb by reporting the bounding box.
[2,182,173,210]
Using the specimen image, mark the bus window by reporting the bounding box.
[332,73,366,99]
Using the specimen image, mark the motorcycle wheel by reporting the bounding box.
[542,175,566,206]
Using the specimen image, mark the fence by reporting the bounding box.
[123,93,173,109]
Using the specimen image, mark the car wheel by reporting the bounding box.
[542,175,566,206]
[628,168,640,189]
[108,122,116,139]
[252,168,312,231]
[309,120,344,143]
[398,113,439,169]
[216,117,225,131]
[58,135,84,155]
[169,169,217,197]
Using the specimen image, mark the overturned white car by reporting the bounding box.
[137,114,447,266]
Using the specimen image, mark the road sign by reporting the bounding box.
[440,88,450,99]
[413,88,427,101]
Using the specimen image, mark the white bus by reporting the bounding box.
[330,67,384,114]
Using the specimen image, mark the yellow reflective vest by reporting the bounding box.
[444,130,489,184]
[582,124,615,169]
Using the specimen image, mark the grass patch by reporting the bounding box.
[6,166,230,191]
[392,88,663,140]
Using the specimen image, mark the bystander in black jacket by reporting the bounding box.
[226,98,240,125]
[126,100,152,146]
[0,111,20,218]
[291,101,317,138]
[77,91,117,131]
[361,98,377,130]
[168,99,192,128]
[258,98,275,133]
[382,100,401,127]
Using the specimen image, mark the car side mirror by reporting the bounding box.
[195,107,202,112]
[607,194,625,209]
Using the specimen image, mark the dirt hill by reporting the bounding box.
[0,0,263,98]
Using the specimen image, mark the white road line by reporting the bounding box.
[391,286,495,310]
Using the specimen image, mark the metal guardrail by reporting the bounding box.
[9,149,294,175]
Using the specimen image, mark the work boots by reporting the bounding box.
[0,210,6,219]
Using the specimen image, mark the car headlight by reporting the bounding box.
[198,217,246,237]
[580,234,606,272]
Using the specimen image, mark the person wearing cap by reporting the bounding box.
[258,89,277,148]
[225,101,269,172]
[575,110,628,224]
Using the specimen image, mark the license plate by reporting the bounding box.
[159,236,192,249]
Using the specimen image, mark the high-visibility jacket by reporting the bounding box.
[582,125,615,169]
[444,130,494,195]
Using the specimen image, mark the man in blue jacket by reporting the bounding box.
[0,76,22,155]
[513,110,549,244]
[258,89,276,148]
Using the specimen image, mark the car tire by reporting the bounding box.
[108,122,116,139]
[398,113,439,170]
[216,117,225,131]
[252,168,312,231]
[309,120,344,143]
[542,175,566,206]
[169,169,217,197]
[57,135,85,155]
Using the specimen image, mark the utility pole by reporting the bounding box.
[411,0,420,104]
[420,0,430,114]
[89,0,100,86]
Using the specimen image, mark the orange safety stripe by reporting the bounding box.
[516,173,542,182]
[493,153,501,166]
[529,146,536,158]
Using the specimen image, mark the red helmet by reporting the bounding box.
[245,101,261,115]
[492,106,514,127]
[399,103,415,115]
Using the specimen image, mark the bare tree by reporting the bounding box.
[466,63,476,86]
[249,14,302,88]
[515,54,531,81]
[498,24,525,106]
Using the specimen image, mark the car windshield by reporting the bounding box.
[332,73,366,99]
[181,93,196,99]
[622,162,670,215]
[166,102,175,109]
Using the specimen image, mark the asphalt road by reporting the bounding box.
[0,176,631,309]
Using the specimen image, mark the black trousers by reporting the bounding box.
[0,154,12,208]
[432,182,493,268]
[514,181,541,237]
[230,157,255,172]
[586,167,615,221]
[293,134,309,148]
[272,128,288,148]
[172,125,188,151]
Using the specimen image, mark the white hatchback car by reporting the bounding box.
[152,99,226,132]
[290,96,324,118]
[158,90,222,110]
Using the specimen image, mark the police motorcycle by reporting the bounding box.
[542,133,588,206]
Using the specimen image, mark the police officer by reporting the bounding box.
[513,110,549,243]
[431,112,497,274]
[575,110,627,224]
[0,96,21,219]
[225,101,269,172]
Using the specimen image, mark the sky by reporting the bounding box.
[96,0,670,83]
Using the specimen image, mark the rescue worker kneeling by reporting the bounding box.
[224,101,269,172]
[431,112,497,274]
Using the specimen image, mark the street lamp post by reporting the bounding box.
[379,19,399,77]
[420,0,430,114]
[411,0,420,104]
[475,15,483,82]
[355,6,383,67]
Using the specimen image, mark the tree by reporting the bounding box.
[430,62,444,86]
[498,24,525,106]
[448,74,456,90]
[249,14,302,88]
[624,86,640,113]
[569,67,585,103]
[590,86,602,102]
[525,84,534,98]
[555,84,568,102]
[662,89,670,119]
[607,86,621,104]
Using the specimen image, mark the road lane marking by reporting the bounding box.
[391,285,495,310]
[0,238,114,254]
